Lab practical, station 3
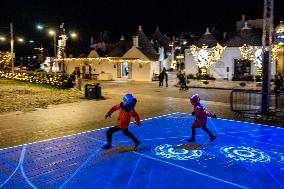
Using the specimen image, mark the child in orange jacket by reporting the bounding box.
[187,94,217,142]
[102,93,141,150]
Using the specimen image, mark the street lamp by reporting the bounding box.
[36,25,43,30]
[10,23,14,79]
[48,30,57,57]
[0,36,6,41]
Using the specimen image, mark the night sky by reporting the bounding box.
[1,0,284,59]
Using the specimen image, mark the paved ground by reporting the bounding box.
[0,72,283,149]
[1,113,283,189]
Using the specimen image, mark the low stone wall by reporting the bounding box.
[187,79,272,90]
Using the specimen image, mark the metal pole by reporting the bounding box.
[53,35,56,57]
[261,0,274,114]
[10,22,14,80]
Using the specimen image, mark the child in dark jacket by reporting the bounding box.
[188,94,217,142]
[102,93,141,150]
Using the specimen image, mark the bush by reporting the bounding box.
[240,82,246,87]
[0,70,75,89]
[232,76,254,81]
[196,74,216,80]
[187,74,195,79]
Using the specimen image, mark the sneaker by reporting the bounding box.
[102,144,112,150]
[210,136,216,142]
[134,140,140,150]
[187,138,195,142]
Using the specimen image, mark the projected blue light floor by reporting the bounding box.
[0,112,283,189]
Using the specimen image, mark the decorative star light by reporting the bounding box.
[240,44,281,69]
[190,43,226,68]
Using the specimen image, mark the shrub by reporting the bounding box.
[0,70,75,89]
[187,74,195,79]
[232,76,254,81]
[196,74,216,80]
[240,82,246,87]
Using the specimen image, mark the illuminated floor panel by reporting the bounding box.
[0,112,283,189]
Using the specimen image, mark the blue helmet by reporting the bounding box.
[123,93,134,104]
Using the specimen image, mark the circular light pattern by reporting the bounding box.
[154,144,203,160]
[220,146,271,163]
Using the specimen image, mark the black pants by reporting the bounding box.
[191,126,214,138]
[106,126,139,145]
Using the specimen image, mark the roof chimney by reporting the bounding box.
[205,27,211,35]
[242,15,246,21]
[133,36,139,47]
[241,21,251,30]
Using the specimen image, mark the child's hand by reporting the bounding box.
[211,114,217,118]
[135,122,140,126]
[105,113,111,119]
[192,111,195,116]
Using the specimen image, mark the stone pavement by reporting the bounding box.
[0,72,283,149]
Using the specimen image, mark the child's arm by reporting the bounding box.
[206,110,216,118]
[130,109,141,125]
[105,104,120,119]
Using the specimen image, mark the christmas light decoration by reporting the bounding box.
[0,70,75,88]
[0,51,12,66]
[54,57,151,63]
[189,43,226,69]
[240,44,281,69]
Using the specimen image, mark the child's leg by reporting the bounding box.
[121,129,139,143]
[187,126,196,142]
[202,127,216,142]
[106,126,120,145]
[121,128,140,149]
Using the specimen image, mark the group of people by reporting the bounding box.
[274,73,284,94]
[158,67,168,87]
[102,93,216,150]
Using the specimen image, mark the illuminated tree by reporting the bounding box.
[0,51,11,70]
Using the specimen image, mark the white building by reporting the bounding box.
[185,23,277,80]
[58,26,168,81]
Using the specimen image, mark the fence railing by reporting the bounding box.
[230,89,284,118]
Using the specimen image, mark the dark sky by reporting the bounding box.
[1,0,284,58]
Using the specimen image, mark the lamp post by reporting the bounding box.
[10,23,14,79]
[48,30,56,57]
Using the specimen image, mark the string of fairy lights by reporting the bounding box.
[239,43,282,68]
[189,43,226,69]
[54,57,151,63]
[0,70,75,88]
[0,51,12,65]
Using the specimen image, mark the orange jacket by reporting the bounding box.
[108,104,140,129]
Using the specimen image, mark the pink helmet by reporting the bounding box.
[190,94,200,104]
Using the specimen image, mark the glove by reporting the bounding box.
[192,111,195,116]
[211,114,217,118]
[105,113,111,119]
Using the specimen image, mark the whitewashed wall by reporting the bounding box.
[185,47,276,80]
[64,59,157,81]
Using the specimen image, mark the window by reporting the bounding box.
[234,59,251,78]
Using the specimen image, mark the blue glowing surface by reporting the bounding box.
[0,112,283,189]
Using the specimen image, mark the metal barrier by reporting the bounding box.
[230,89,284,119]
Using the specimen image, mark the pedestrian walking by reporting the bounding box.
[164,70,168,87]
